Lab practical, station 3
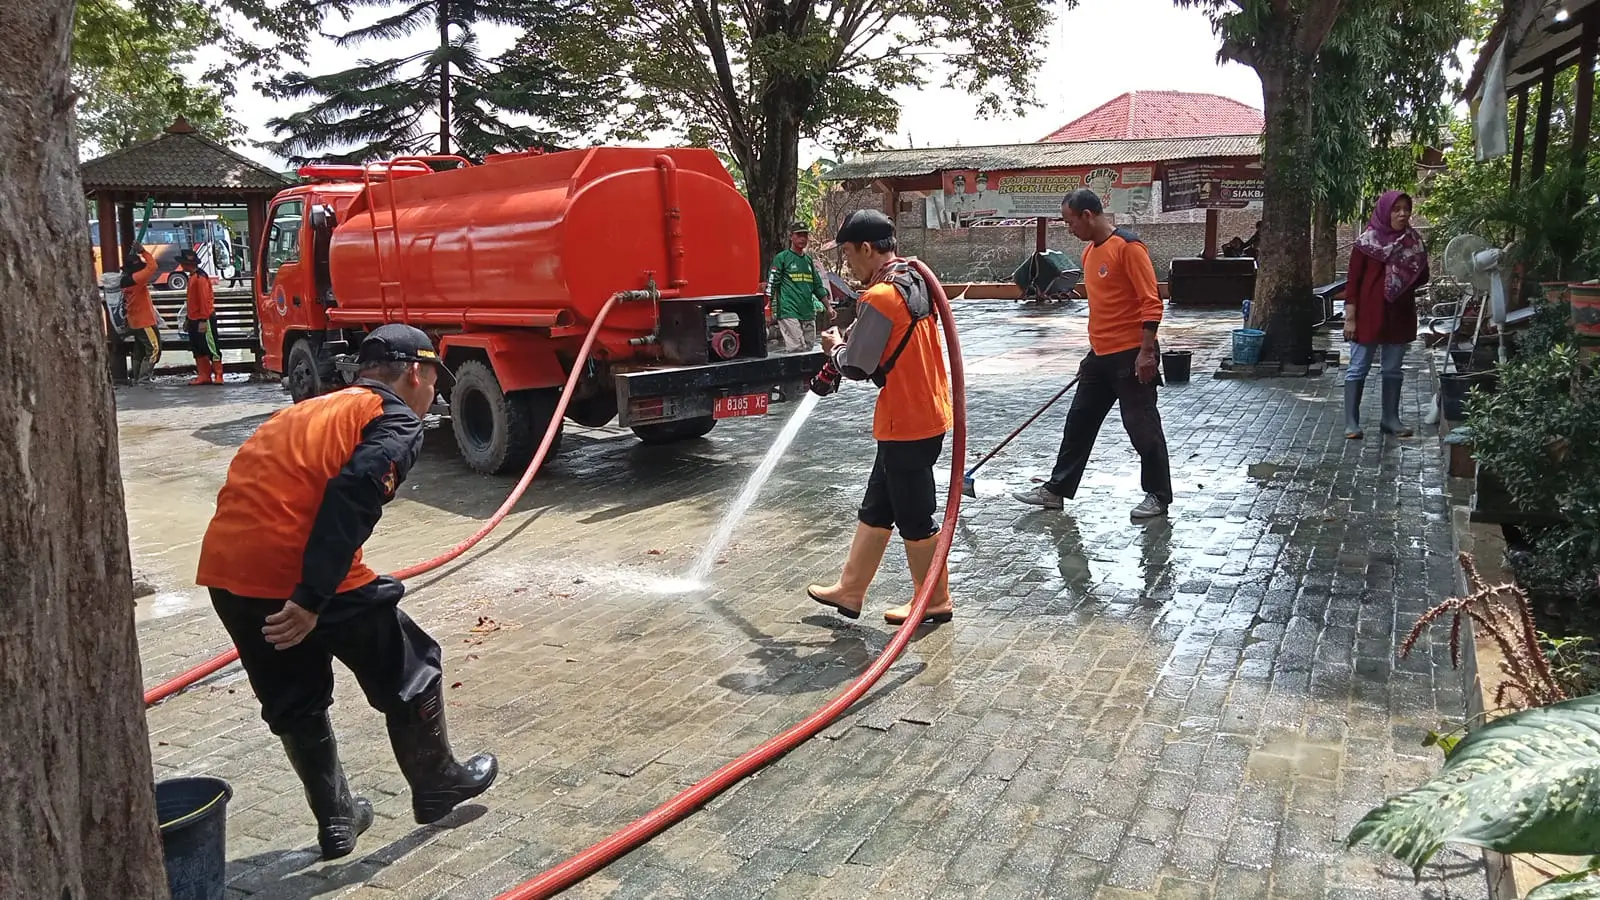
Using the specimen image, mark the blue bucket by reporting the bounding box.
[156,777,233,900]
[1232,328,1266,366]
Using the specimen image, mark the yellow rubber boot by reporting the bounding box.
[885,535,953,625]
[806,523,892,619]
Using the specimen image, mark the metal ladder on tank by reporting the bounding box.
[361,155,473,323]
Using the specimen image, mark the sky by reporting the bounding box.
[205,0,1265,172]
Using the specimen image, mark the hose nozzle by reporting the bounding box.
[809,361,841,397]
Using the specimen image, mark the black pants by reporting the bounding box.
[858,435,944,541]
[1045,348,1173,505]
[132,326,161,370]
[187,317,219,359]
[210,582,443,735]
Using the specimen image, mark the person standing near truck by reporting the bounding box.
[195,325,496,860]
[768,222,834,352]
[121,245,160,383]
[178,249,220,385]
[1013,189,1173,520]
[806,209,954,626]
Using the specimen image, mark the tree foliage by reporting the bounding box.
[72,0,235,153]
[531,0,1067,267]
[264,0,617,163]
[1310,0,1468,221]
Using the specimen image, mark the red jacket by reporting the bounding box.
[1347,247,1427,345]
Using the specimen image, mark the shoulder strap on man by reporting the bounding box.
[870,260,933,389]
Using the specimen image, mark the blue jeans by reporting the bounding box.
[1346,343,1407,383]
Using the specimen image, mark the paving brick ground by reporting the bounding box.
[130,301,1485,899]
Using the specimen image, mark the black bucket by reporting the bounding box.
[1440,371,1497,421]
[157,777,233,900]
[1161,350,1192,384]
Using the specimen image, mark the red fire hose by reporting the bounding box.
[143,290,640,707]
[490,258,968,898]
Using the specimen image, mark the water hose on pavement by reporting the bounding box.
[490,257,968,898]
[143,291,639,707]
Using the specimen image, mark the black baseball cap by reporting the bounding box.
[357,324,454,388]
[834,209,894,245]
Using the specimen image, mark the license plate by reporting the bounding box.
[714,392,769,419]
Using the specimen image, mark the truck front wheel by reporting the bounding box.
[632,416,717,445]
[286,338,332,404]
[450,360,562,475]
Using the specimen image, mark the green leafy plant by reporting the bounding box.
[1528,864,1600,898]
[1347,693,1600,875]
[1547,633,1600,698]
[1468,344,1600,606]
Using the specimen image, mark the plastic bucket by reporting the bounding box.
[1570,283,1600,338]
[1232,329,1266,365]
[157,777,232,900]
[1160,350,1192,384]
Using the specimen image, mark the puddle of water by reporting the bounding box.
[1247,462,1281,480]
[134,590,202,623]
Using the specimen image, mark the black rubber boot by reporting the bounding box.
[279,716,374,859]
[1380,376,1413,436]
[1344,380,1365,439]
[386,684,498,825]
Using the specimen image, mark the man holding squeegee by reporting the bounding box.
[1014,188,1173,520]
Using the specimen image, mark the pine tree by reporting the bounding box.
[265,0,611,163]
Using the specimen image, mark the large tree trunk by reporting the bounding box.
[1250,54,1318,366]
[742,99,804,275]
[1312,199,1338,285]
[0,2,169,897]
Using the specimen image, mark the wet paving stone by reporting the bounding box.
[131,303,1484,897]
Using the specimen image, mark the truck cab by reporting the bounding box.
[254,153,824,476]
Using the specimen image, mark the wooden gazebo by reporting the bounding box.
[80,116,290,277]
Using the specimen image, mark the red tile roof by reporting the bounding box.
[1039,91,1264,143]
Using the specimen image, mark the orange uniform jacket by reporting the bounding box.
[197,382,424,619]
[185,271,215,320]
[122,250,159,330]
[1082,229,1163,356]
[832,259,953,442]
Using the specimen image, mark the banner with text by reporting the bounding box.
[939,165,1155,227]
[1160,162,1264,211]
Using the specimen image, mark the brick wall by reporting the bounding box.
[829,187,1264,282]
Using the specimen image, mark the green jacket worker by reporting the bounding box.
[768,221,833,352]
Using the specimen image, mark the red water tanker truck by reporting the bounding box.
[253,147,825,474]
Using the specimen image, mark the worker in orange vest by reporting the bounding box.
[195,325,496,859]
[177,250,221,385]
[806,209,955,626]
[121,245,160,383]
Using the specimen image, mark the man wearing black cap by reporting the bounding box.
[807,209,955,626]
[195,324,495,860]
[767,221,834,352]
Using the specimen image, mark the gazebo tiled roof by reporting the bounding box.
[80,117,291,196]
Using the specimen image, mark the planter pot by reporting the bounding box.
[1440,370,1497,421]
[1570,282,1600,338]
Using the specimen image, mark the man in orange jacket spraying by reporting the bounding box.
[806,209,955,626]
[196,325,496,859]
[178,249,221,385]
[121,244,161,383]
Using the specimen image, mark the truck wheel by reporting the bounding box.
[632,415,717,445]
[286,338,331,404]
[450,361,562,475]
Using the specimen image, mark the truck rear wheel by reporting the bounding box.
[286,338,333,404]
[632,415,716,445]
[450,360,562,475]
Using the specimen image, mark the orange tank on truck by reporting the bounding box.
[253,148,825,475]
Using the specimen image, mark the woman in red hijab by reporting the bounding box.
[1344,190,1429,439]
